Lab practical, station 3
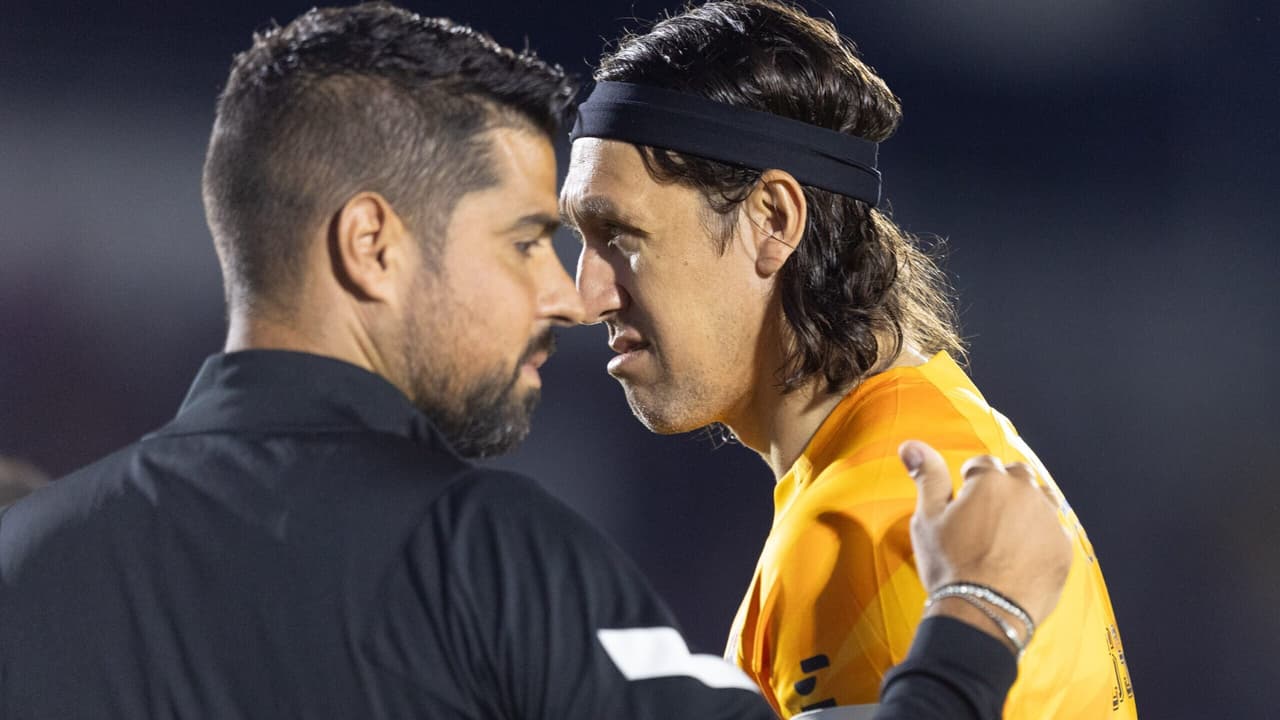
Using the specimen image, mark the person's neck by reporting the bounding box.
[726,342,933,481]
[223,305,381,378]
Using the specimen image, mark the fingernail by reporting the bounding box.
[902,443,924,476]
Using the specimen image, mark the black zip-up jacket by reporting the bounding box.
[0,350,1014,719]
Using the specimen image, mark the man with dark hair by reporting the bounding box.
[201,3,577,458]
[563,1,1134,718]
[1,3,1073,719]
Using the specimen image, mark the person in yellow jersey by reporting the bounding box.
[561,1,1135,717]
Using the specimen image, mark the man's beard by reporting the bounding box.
[404,321,555,459]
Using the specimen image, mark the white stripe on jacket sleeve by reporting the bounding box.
[597,627,760,692]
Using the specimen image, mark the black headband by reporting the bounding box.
[569,81,882,207]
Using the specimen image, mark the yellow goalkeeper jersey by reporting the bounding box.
[725,352,1136,718]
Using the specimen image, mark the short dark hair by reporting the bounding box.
[203,2,576,313]
[596,0,964,394]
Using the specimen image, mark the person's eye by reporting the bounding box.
[602,223,629,250]
[515,238,545,256]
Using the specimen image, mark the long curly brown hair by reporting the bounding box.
[596,0,964,394]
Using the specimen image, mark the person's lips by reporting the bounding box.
[608,336,646,354]
[519,331,556,384]
[607,329,650,375]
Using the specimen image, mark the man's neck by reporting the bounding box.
[727,343,933,481]
[224,308,380,378]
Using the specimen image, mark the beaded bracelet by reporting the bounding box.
[924,582,1036,659]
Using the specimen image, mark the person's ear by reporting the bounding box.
[741,169,806,279]
[329,192,410,303]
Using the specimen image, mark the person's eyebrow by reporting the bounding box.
[560,195,649,238]
[503,212,560,236]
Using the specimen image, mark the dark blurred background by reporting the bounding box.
[2,1,1276,716]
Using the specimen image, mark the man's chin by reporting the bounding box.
[448,411,534,458]
[424,384,540,459]
[471,391,540,458]
[623,388,701,436]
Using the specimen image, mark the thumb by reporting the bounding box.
[899,440,952,521]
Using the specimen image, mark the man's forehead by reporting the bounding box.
[448,129,559,231]
[487,127,557,188]
[569,138,659,183]
[561,139,653,223]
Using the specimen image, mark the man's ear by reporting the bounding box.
[742,169,806,279]
[329,192,410,303]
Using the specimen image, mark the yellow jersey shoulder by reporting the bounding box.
[729,353,1138,719]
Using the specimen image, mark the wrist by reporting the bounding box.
[924,582,1035,659]
[924,596,1021,657]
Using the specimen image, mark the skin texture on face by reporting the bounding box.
[400,126,583,457]
[562,138,782,434]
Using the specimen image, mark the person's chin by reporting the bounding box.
[622,386,689,435]
[513,383,541,413]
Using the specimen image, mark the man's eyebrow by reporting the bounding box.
[503,212,560,235]
[560,195,647,235]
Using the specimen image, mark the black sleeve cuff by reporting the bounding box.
[878,616,1019,720]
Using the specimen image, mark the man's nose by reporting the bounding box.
[540,252,586,326]
[575,244,626,325]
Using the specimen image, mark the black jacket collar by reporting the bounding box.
[149,350,448,449]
